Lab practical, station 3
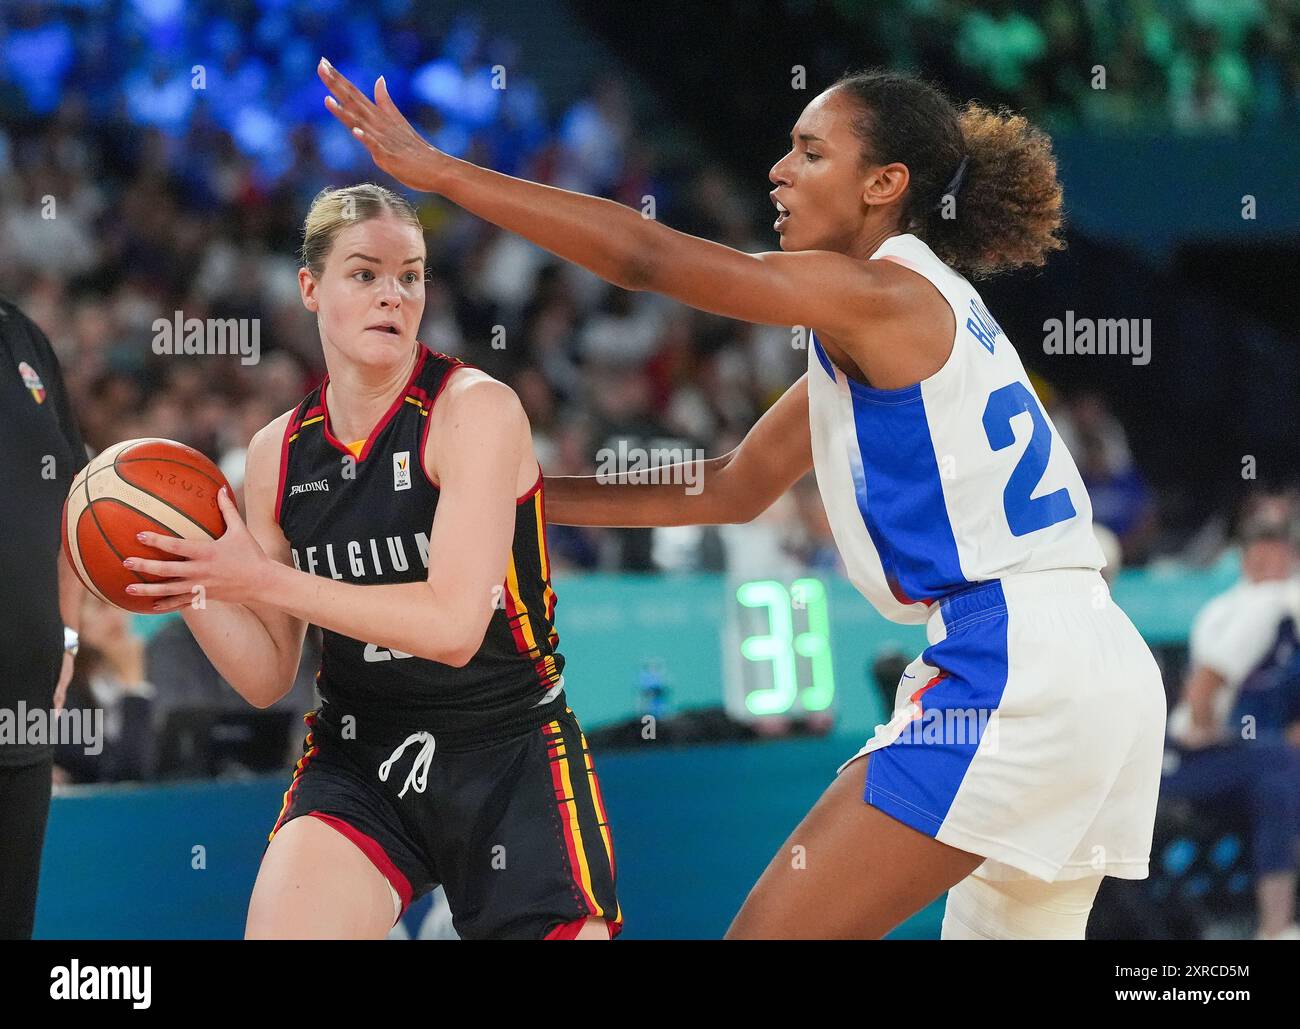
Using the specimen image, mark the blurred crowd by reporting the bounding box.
[840,0,1300,134]
[5,0,1295,942]
[0,0,845,579]
[0,0,1188,583]
[0,5,1272,732]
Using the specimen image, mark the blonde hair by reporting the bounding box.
[300,183,423,277]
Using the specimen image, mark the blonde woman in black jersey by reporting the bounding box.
[125,185,619,940]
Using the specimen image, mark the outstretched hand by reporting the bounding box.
[317,57,449,193]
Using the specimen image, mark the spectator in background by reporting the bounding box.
[540,415,603,572]
[53,597,155,785]
[1079,431,1157,558]
[785,473,845,576]
[1057,392,1158,563]
[586,361,698,571]
[1161,500,1300,940]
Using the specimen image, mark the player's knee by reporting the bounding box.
[941,872,1103,940]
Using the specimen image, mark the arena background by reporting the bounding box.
[4,0,1299,939]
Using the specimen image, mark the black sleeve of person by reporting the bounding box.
[0,296,90,477]
[28,308,89,477]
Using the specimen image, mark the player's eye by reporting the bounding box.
[402,272,419,284]
[805,151,821,162]
[352,269,374,282]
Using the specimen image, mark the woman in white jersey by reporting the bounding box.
[319,61,1167,939]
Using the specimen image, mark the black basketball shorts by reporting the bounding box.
[268,704,621,940]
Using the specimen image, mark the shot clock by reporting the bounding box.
[723,577,835,723]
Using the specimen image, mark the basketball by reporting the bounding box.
[62,438,231,614]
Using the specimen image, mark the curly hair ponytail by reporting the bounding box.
[834,71,1065,279]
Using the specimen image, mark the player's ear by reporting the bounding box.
[299,266,319,312]
[863,161,909,209]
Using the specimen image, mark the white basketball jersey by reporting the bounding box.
[807,233,1105,624]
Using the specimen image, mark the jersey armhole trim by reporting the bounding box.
[516,465,543,506]
[419,358,470,490]
[272,407,301,527]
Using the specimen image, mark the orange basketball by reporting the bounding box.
[62,438,232,614]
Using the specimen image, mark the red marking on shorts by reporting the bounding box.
[308,812,413,915]
[907,673,948,721]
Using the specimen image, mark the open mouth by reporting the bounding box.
[367,323,402,335]
[771,195,790,231]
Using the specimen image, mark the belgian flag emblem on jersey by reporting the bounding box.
[18,360,45,404]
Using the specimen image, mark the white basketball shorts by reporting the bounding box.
[839,568,1167,882]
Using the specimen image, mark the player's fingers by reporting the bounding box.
[324,94,373,140]
[124,579,194,598]
[324,95,386,157]
[135,532,200,557]
[151,596,194,613]
[216,486,243,524]
[123,556,191,578]
[323,93,355,126]
[318,58,376,119]
[374,75,405,122]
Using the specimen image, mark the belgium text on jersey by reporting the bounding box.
[290,530,432,580]
[50,961,151,1009]
[151,310,260,365]
[0,703,102,754]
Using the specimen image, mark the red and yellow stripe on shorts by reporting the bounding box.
[268,711,319,841]
[541,713,621,932]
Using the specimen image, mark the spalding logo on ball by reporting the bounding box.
[62,438,232,613]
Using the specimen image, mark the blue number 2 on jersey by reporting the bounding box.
[982,382,1077,537]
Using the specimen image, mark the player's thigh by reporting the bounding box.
[726,754,985,939]
[246,814,395,940]
[574,918,611,939]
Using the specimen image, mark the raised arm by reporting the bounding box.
[546,374,811,528]
[316,62,921,345]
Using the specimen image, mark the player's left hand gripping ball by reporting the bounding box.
[123,487,273,612]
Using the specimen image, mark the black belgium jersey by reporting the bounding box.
[274,344,565,743]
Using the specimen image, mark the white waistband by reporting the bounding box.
[927,567,1109,640]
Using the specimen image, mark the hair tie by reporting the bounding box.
[937,155,969,207]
